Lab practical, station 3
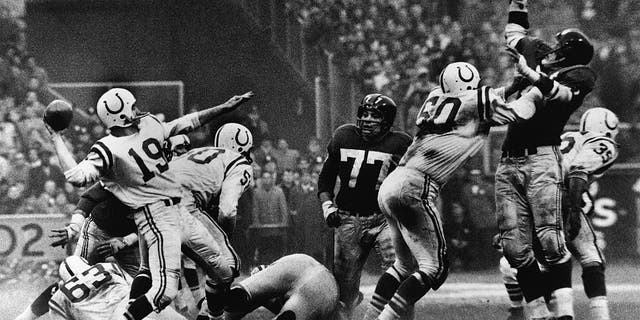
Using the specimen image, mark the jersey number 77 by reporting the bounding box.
[340,148,393,190]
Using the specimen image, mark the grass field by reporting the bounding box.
[3,261,639,319]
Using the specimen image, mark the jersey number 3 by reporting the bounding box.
[59,264,112,303]
[340,149,392,189]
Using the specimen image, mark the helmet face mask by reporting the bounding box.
[357,94,397,140]
[580,107,619,140]
[541,28,594,70]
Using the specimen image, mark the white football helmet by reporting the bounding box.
[59,256,91,282]
[214,123,253,154]
[580,107,619,139]
[96,88,136,129]
[439,62,481,94]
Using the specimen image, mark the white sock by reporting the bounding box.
[589,296,610,320]
[527,296,551,319]
[552,287,574,318]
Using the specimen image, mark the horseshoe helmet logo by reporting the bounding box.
[457,65,475,82]
[104,93,125,114]
[235,128,250,146]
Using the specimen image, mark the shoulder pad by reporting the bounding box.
[552,65,597,92]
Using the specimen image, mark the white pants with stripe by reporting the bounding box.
[377,166,449,289]
[134,201,183,311]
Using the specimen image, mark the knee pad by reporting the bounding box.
[582,264,606,298]
[500,231,535,269]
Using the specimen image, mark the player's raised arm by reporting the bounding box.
[505,0,530,49]
[162,91,254,137]
[487,86,543,126]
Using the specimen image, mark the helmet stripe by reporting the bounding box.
[64,260,75,277]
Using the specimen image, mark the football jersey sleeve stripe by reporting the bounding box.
[476,87,485,121]
[95,141,114,171]
[48,299,66,317]
[484,86,492,120]
[224,156,248,178]
[89,147,108,173]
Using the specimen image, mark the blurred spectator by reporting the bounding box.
[6,150,28,185]
[253,138,276,166]
[243,105,270,144]
[33,179,58,214]
[263,160,279,183]
[0,148,9,180]
[251,162,263,188]
[26,150,65,198]
[279,169,299,253]
[446,202,473,271]
[1,182,25,214]
[0,109,21,150]
[296,158,311,174]
[291,172,329,263]
[272,138,300,174]
[250,171,289,265]
[303,136,324,166]
[461,169,496,270]
[54,192,75,216]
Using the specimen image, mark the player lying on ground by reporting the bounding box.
[498,1,596,318]
[364,61,545,320]
[47,256,186,320]
[495,108,620,320]
[47,88,253,320]
[224,254,339,320]
[14,182,140,320]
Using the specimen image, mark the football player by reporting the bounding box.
[368,61,542,320]
[224,254,339,320]
[317,93,412,320]
[496,108,619,320]
[14,182,140,320]
[46,256,185,320]
[47,88,252,320]
[497,1,597,319]
[160,123,254,320]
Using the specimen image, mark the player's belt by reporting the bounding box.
[502,146,557,158]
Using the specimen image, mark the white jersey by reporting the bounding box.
[65,114,201,208]
[48,262,131,320]
[560,131,618,183]
[401,86,540,184]
[171,146,252,218]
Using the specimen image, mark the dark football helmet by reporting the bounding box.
[357,94,397,140]
[540,28,594,70]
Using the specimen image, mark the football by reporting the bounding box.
[44,100,73,131]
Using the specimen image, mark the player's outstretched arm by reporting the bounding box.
[163,91,254,137]
[505,0,530,48]
[45,122,78,172]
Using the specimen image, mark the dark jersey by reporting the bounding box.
[77,182,137,237]
[502,37,597,150]
[317,124,412,215]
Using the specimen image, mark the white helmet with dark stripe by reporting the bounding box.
[96,88,136,129]
[59,256,91,282]
[439,62,481,94]
[580,107,619,139]
[214,123,253,154]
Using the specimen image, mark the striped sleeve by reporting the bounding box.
[48,293,68,319]
[162,112,201,138]
[569,137,618,180]
[219,162,252,219]
[64,140,112,187]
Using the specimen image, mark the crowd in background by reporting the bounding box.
[2,0,640,275]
